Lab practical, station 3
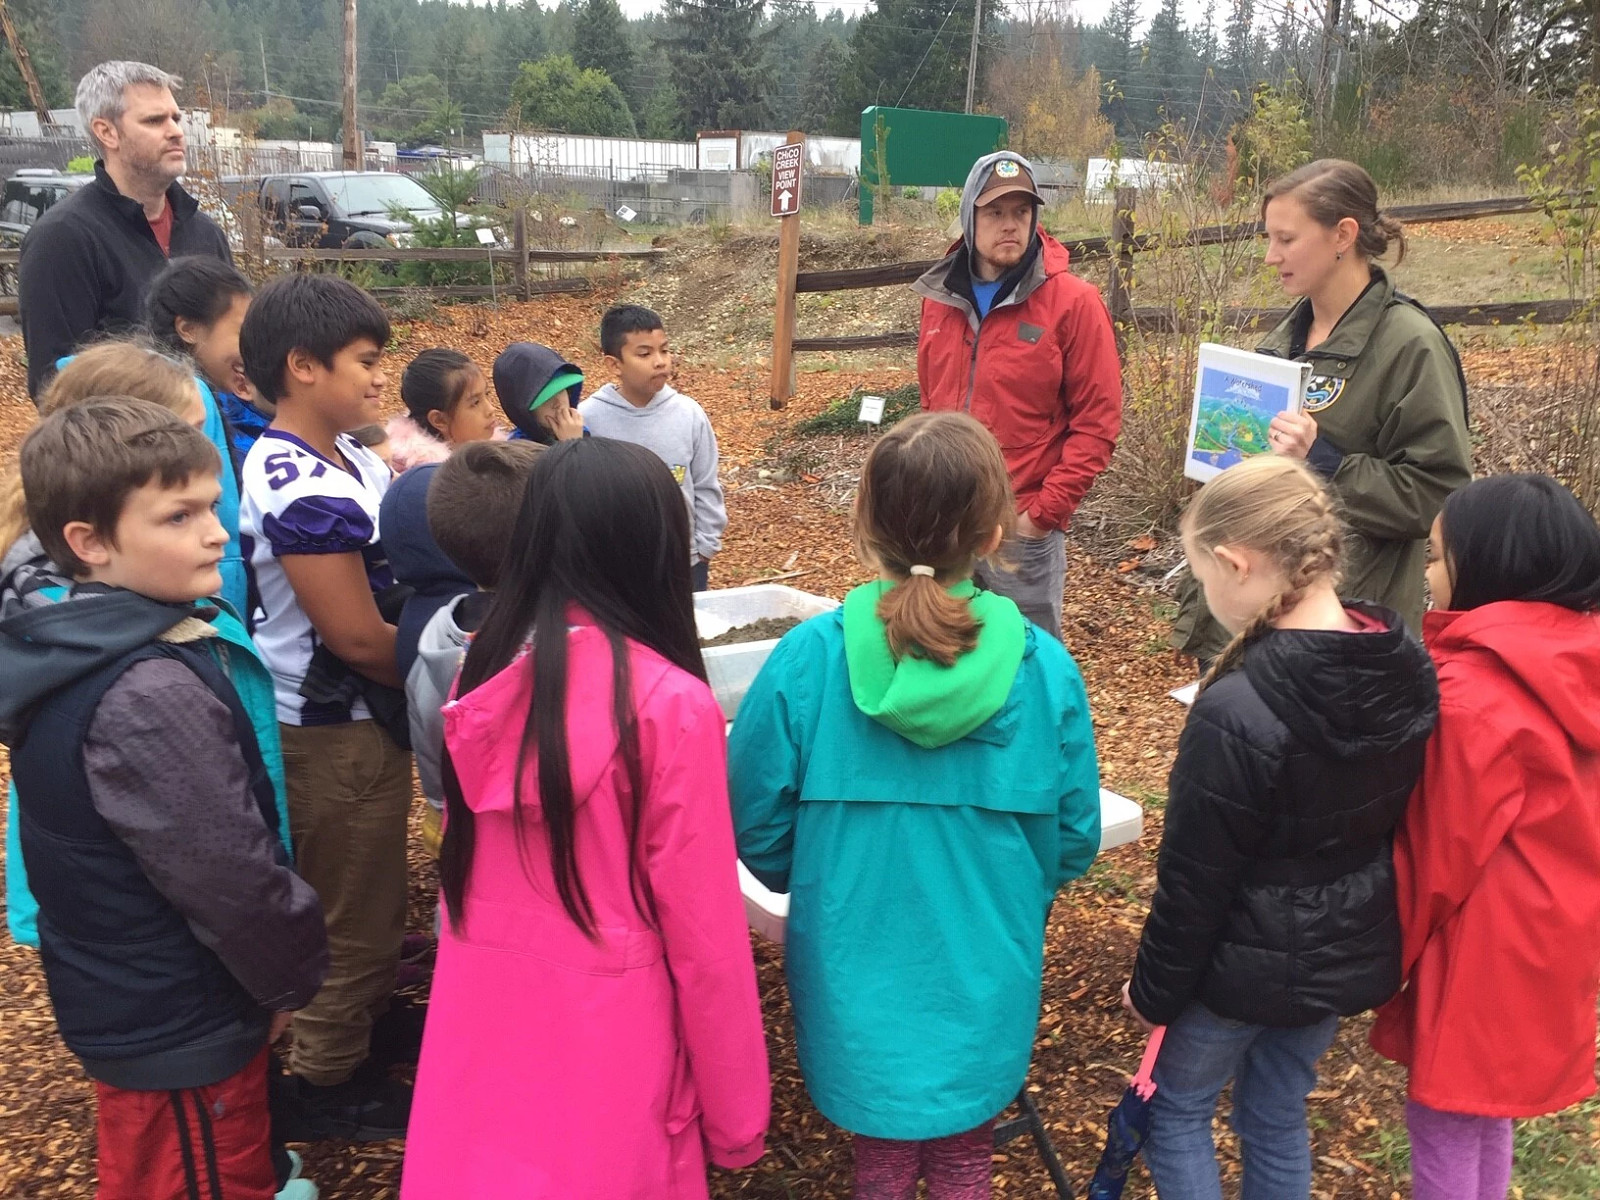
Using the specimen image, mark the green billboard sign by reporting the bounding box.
[857,107,1009,225]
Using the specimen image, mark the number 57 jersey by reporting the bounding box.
[239,429,394,725]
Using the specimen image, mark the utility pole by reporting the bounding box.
[342,0,359,169]
[964,0,982,114]
[0,0,55,130]
[259,33,270,97]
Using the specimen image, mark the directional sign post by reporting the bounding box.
[770,142,804,217]
[769,132,805,410]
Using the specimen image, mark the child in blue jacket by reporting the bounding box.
[729,411,1102,1198]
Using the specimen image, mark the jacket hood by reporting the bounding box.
[1425,602,1600,752]
[959,151,1039,251]
[585,381,678,412]
[416,591,475,674]
[840,580,1027,749]
[1,531,71,621]
[0,587,203,743]
[443,624,672,816]
[1241,602,1438,759]
[379,463,471,596]
[383,414,453,474]
[492,342,583,440]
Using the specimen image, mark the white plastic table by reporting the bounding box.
[738,788,1144,944]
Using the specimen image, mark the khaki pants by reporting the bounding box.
[279,719,412,1086]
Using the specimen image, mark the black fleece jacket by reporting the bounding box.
[1131,603,1438,1029]
[18,163,232,398]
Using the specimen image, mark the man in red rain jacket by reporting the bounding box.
[914,151,1123,640]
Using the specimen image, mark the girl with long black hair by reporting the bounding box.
[400,437,769,1199]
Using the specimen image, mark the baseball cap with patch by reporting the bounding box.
[974,158,1043,208]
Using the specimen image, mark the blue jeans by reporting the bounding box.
[1141,1003,1339,1200]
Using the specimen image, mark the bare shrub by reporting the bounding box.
[1506,86,1600,516]
[1078,116,1282,545]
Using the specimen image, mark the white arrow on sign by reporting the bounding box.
[778,189,793,211]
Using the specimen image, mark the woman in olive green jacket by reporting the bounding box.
[1173,160,1472,663]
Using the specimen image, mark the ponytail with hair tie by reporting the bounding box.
[854,413,1017,669]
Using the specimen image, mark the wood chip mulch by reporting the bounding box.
[0,297,1409,1198]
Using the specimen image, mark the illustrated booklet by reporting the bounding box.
[1185,343,1312,483]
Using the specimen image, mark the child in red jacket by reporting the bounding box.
[1371,474,1600,1200]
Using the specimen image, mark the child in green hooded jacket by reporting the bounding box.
[729,411,1102,1198]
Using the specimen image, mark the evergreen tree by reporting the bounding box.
[1223,0,1256,96]
[831,0,997,132]
[469,1,549,124]
[572,0,637,104]
[1090,0,1141,138]
[796,34,847,134]
[1138,0,1191,128]
[657,0,774,131]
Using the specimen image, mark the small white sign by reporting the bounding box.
[858,394,886,424]
[474,226,496,245]
[616,204,637,222]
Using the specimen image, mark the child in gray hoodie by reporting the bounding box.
[579,305,727,591]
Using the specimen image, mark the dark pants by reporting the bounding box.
[692,559,710,592]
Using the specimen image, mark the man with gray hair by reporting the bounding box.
[18,61,232,398]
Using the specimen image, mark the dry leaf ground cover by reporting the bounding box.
[0,245,1596,1198]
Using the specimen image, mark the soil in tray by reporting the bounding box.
[699,616,802,648]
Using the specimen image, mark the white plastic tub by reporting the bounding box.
[695,584,840,721]
[738,789,1145,944]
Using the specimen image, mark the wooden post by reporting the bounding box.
[242,197,266,275]
[513,207,530,301]
[1109,186,1137,350]
[341,0,360,170]
[769,130,804,411]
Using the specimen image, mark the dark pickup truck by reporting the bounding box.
[258,171,500,249]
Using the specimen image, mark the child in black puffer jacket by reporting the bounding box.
[1123,454,1438,1200]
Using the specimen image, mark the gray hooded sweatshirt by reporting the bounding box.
[578,382,727,562]
[959,150,1040,254]
[407,591,483,810]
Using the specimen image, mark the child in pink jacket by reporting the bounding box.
[400,436,769,1199]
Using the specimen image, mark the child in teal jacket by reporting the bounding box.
[729,412,1101,1196]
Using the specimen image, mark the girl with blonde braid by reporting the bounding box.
[1122,456,1439,1200]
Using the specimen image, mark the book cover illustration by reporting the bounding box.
[1184,344,1311,483]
